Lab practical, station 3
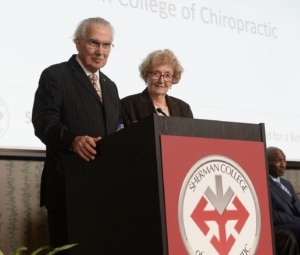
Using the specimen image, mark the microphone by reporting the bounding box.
[156,108,167,116]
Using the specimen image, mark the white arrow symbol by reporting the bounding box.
[204,175,234,214]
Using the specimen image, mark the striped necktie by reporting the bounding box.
[89,73,102,102]
[274,178,292,197]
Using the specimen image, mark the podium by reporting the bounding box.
[64,115,274,254]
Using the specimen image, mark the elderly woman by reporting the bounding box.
[121,49,193,126]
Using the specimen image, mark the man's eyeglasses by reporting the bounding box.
[86,39,114,51]
[148,71,173,81]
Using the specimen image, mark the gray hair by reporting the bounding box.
[139,49,183,84]
[73,17,114,42]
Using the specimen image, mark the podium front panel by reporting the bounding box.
[160,135,273,255]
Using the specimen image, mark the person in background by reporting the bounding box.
[267,146,300,250]
[121,49,193,126]
[32,17,122,251]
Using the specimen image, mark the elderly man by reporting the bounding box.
[32,17,122,251]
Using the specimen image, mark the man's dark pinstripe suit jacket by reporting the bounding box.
[32,54,122,210]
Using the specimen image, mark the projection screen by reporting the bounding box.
[1,0,300,160]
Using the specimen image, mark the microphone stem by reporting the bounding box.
[156,108,167,116]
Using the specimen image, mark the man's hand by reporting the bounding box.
[71,135,102,161]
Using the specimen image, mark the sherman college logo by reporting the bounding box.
[178,155,261,255]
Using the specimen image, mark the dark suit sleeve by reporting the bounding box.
[273,209,300,225]
[32,66,76,152]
